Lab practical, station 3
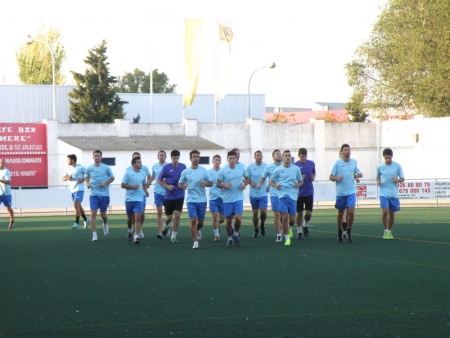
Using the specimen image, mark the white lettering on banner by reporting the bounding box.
[434,181,450,199]
[397,181,434,199]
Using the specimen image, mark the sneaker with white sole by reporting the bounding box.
[71,223,80,229]
[197,230,202,241]
[170,237,178,244]
[84,219,90,229]
[275,235,283,243]
[139,229,144,238]
[156,232,163,239]
[133,235,140,244]
[193,241,199,249]
[103,223,109,236]
[92,232,98,242]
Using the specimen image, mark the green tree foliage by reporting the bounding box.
[346,0,450,118]
[69,40,127,123]
[114,68,176,93]
[16,27,66,84]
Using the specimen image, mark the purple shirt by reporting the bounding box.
[158,162,187,200]
[294,160,316,197]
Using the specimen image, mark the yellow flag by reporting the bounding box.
[183,19,203,107]
[219,25,233,43]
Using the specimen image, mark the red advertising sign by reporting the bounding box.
[0,123,48,187]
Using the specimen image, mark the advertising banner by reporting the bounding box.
[0,123,48,187]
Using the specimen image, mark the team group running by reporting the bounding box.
[0,144,404,249]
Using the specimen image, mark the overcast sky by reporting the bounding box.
[0,0,388,108]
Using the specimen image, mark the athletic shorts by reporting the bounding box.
[187,202,207,220]
[164,198,184,215]
[223,200,244,218]
[335,193,356,211]
[126,201,145,215]
[71,191,84,202]
[279,197,296,216]
[380,196,400,212]
[154,193,165,207]
[296,195,314,213]
[209,198,224,214]
[250,196,268,210]
[89,196,110,212]
[270,196,280,212]
[0,194,12,207]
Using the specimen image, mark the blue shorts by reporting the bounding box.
[270,196,280,212]
[71,191,84,202]
[89,196,110,212]
[380,196,400,212]
[154,193,165,207]
[126,201,145,215]
[143,195,147,207]
[335,193,357,211]
[209,198,224,214]
[187,202,207,220]
[279,197,296,216]
[0,195,12,207]
[223,200,244,218]
[250,196,268,210]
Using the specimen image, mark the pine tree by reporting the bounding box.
[68,40,127,123]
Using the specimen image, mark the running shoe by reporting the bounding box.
[92,233,98,242]
[193,241,199,249]
[288,227,293,239]
[383,232,388,239]
[227,239,233,247]
[253,229,259,238]
[303,226,309,237]
[260,225,266,236]
[84,219,90,229]
[162,224,170,237]
[170,237,178,244]
[71,223,80,229]
[348,232,353,244]
[133,236,140,245]
[197,230,202,241]
[156,232,163,239]
[285,238,291,246]
[213,236,220,242]
[297,232,303,240]
[234,234,240,246]
[8,221,14,229]
[139,229,144,238]
[275,235,282,243]
[387,232,394,240]
[103,223,109,236]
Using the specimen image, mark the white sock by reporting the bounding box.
[304,221,309,227]
[214,229,220,236]
[228,236,232,240]
[277,233,281,237]
[171,231,177,238]
[284,234,289,240]
[128,228,133,233]
[297,226,302,233]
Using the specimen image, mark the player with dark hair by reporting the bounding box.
[376,148,404,239]
[294,148,316,239]
[329,144,363,243]
[247,150,267,238]
[158,150,186,243]
[62,154,89,229]
[208,154,225,242]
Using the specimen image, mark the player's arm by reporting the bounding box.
[62,174,71,182]
[329,174,342,182]
[217,178,230,189]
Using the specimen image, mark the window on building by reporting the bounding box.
[101,158,116,166]
[199,156,210,165]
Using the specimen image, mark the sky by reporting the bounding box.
[0,0,388,109]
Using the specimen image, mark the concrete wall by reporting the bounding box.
[44,115,450,189]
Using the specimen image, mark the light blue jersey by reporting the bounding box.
[0,168,12,195]
[271,164,303,201]
[377,161,404,198]
[64,164,87,193]
[152,162,167,195]
[330,158,361,196]
[218,165,248,203]
[261,162,282,197]
[179,166,212,203]
[86,163,114,196]
[122,169,147,202]
[247,162,267,198]
[207,168,223,201]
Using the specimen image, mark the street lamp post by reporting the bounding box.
[26,35,57,120]
[247,62,276,119]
